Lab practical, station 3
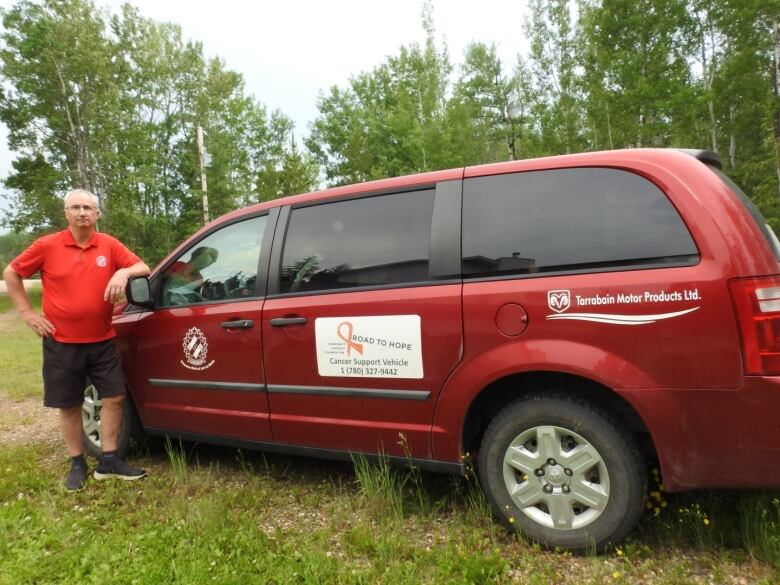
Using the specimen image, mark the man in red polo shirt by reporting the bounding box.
[3,189,150,491]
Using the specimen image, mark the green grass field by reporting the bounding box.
[1,293,779,584]
[0,288,43,400]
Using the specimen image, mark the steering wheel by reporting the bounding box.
[199,281,226,301]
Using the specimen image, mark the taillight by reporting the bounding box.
[729,276,780,375]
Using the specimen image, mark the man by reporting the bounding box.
[3,189,150,491]
[166,246,218,288]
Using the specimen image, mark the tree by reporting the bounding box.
[525,0,584,154]
[688,0,780,223]
[0,231,34,273]
[0,0,115,203]
[253,120,320,202]
[579,0,696,149]
[0,0,316,264]
[307,2,454,184]
[450,43,516,163]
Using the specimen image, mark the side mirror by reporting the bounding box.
[126,277,153,308]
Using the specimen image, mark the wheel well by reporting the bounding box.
[461,371,657,462]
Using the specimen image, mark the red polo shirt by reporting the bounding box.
[11,229,141,343]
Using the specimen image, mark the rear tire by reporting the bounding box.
[81,382,145,458]
[478,395,646,552]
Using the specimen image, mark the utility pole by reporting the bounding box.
[197,126,210,224]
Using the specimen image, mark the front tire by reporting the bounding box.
[478,395,646,552]
[81,382,144,458]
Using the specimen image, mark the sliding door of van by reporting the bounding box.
[261,181,462,459]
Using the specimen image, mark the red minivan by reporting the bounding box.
[83,148,780,551]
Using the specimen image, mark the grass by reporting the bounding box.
[0,443,515,584]
[351,435,433,522]
[0,286,42,314]
[164,437,191,484]
[353,454,407,520]
[0,290,44,399]
[1,442,778,584]
[637,488,780,570]
[1,294,780,583]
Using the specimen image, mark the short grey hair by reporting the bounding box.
[63,189,100,209]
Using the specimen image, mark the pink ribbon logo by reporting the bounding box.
[337,322,364,356]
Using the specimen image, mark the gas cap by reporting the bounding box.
[495,303,529,337]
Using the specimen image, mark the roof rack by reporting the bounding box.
[675,149,723,170]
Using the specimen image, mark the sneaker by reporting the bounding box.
[93,458,147,481]
[65,464,88,491]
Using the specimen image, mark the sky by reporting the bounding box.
[0,0,530,230]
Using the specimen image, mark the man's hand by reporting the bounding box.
[21,308,55,338]
[3,264,52,336]
[104,268,129,303]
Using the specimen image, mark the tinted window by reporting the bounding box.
[462,168,698,277]
[160,215,267,306]
[280,190,434,293]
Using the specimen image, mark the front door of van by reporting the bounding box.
[127,214,275,442]
[262,184,463,459]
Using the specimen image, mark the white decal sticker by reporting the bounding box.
[547,289,571,313]
[181,327,215,370]
[546,288,701,325]
[315,315,423,378]
[547,307,699,325]
[95,255,107,267]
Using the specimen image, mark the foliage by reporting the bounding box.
[0,439,778,583]
[579,0,697,150]
[353,455,407,520]
[307,2,455,185]
[525,0,585,155]
[1,0,780,258]
[0,0,318,264]
[0,231,34,272]
[307,0,780,225]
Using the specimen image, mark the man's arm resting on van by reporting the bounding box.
[104,261,151,302]
[2,264,54,338]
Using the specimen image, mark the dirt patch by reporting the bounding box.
[0,392,59,447]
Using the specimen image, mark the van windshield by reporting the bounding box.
[710,167,780,261]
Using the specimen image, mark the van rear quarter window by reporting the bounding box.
[462,167,698,277]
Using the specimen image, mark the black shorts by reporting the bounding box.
[42,337,127,409]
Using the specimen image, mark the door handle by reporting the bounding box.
[221,319,254,329]
[269,317,307,327]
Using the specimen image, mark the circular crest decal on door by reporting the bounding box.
[180,327,215,370]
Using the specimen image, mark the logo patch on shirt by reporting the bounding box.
[96,255,107,267]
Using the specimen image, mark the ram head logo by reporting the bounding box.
[547,290,571,313]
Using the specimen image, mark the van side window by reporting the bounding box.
[280,189,434,294]
[462,168,698,277]
[159,215,267,307]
